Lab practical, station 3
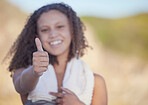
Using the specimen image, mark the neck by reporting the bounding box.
[57,56,67,67]
[54,52,69,73]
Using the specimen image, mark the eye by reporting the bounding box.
[57,25,64,29]
[41,29,48,32]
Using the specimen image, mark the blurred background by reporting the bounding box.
[0,0,148,105]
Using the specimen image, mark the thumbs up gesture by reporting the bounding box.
[32,38,49,76]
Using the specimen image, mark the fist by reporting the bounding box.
[32,38,49,76]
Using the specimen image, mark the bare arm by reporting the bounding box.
[13,38,49,95]
[12,38,49,105]
[91,73,108,105]
[13,66,40,95]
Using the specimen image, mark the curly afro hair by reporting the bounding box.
[7,3,90,72]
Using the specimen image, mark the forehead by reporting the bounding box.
[37,10,69,27]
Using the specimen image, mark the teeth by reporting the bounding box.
[50,40,62,45]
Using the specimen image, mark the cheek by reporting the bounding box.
[67,34,72,45]
[38,36,48,49]
[39,33,48,41]
[66,31,72,40]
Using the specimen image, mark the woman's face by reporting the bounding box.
[37,10,72,58]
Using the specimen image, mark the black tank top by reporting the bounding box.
[25,99,57,105]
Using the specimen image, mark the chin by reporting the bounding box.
[48,51,64,56]
[49,49,69,58]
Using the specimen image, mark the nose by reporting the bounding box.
[49,29,58,38]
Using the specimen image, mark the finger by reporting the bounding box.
[33,61,49,67]
[35,38,43,51]
[33,52,48,57]
[56,98,63,104]
[33,69,43,76]
[39,57,49,62]
[37,67,48,72]
[49,92,64,98]
[33,56,49,62]
[61,87,73,95]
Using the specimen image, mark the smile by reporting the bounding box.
[50,40,62,46]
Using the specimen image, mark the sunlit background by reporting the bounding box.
[0,0,148,105]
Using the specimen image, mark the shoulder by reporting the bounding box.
[13,68,26,78]
[13,65,31,77]
[13,66,31,82]
[93,73,107,92]
[91,73,108,105]
[94,73,106,86]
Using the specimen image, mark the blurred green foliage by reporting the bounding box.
[81,14,148,60]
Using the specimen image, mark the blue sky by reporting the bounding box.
[7,0,148,19]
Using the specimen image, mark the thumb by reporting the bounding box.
[35,38,43,51]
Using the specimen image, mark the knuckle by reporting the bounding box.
[42,62,47,66]
[40,62,44,66]
[33,67,38,72]
[43,58,47,62]
[46,57,49,61]
[44,52,49,56]
[46,62,49,65]
[33,52,40,56]
[56,99,62,103]
[32,57,36,61]
[33,58,39,64]
[33,52,36,56]
[43,68,47,72]
[33,61,37,66]
[57,94,61,97]
[56,98,59,101]
[59,93,63,97]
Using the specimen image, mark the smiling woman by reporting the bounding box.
[37,10,72,57]
[6,3,107,105]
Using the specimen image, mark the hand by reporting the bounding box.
[32,38,49,76]
[49,87,85,105]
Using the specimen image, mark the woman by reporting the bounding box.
[7,3,107,105]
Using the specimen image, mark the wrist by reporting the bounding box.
[32,68,43,77]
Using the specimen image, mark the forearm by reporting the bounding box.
[14,66,40,94]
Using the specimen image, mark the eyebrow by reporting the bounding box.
[39,22,66,28]
[39,25,48,28]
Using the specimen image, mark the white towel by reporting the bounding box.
[28,58,94,105]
